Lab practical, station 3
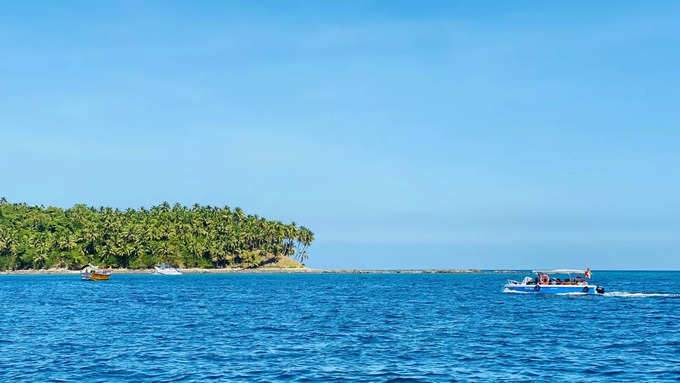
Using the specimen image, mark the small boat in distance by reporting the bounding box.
[154,264,182,275]
[504,268,605,295]
[80,264,112,281]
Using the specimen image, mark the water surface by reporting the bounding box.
[1,272,679,381]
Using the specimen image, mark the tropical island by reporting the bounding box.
[0,198,314,271]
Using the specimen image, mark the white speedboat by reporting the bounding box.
[154,264,182,275]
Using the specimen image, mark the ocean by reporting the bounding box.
[1,272,679,382]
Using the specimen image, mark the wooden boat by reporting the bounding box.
[80,264,112,281]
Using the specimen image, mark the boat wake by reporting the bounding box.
[502,288,532,294]
[603,291,680,298]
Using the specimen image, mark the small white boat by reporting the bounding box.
[154,264,182,275]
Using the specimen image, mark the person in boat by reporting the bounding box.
[555,278,562,285]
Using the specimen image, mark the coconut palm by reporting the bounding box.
[0,199,314,270]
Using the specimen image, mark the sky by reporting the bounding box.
[1,1,679,269]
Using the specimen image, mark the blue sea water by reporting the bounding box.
[1,272,679,382]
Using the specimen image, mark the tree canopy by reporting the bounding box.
[0,198,314,270]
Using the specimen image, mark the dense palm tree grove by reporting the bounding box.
[0,198,314,270]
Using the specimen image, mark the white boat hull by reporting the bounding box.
[154,267,182,275]
[504,283,603,294]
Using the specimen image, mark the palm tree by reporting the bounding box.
[0,199,313,270]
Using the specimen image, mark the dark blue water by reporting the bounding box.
[1,272,679,382]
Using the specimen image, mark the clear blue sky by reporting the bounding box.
[2,1,679,269]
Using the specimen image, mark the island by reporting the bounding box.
[0,198,313,271]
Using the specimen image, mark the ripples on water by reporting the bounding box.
[1,272,679,382]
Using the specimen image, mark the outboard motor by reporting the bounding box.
[596,286,605,294]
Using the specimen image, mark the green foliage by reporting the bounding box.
[0,199,314,270]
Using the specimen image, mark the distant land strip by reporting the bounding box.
[0,268,521,275]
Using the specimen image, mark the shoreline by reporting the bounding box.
[0,267,489,275]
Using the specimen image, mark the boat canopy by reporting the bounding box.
[532,269,586,274]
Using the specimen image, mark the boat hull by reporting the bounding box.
[504,284,601,294]
[89,273,111,281]
[80,272,111,281]
[154,267,182,275]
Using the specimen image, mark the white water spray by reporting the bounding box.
[603,291,680,298]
